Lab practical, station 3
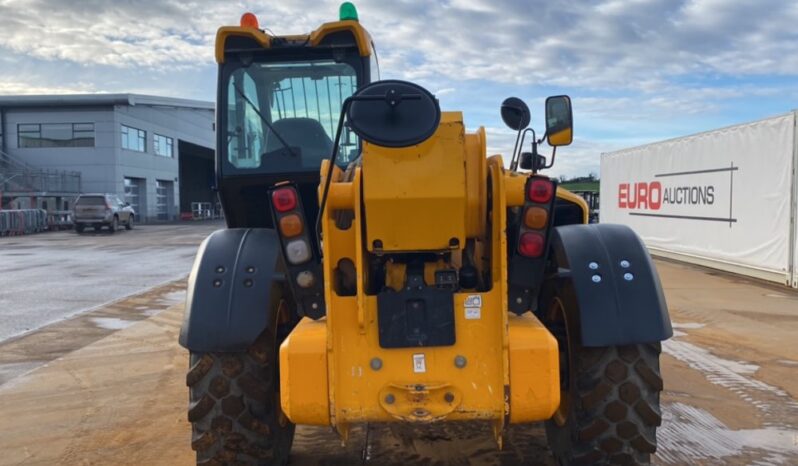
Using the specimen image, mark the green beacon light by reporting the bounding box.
[339,2,359,21]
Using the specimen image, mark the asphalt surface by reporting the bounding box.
[0,222,221,343]
[0,225,797,465]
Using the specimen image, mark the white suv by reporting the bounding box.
[73,194,135,233]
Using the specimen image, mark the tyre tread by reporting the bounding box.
[546,343,663,465]
[187,329,293,465]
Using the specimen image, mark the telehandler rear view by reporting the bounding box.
[179,4,673,465]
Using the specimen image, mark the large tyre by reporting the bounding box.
[109,216,118,233]
[544,286,663,465]
[186,301,295,465]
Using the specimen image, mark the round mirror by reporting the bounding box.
[500,97,531,131]
[347,80,441,148]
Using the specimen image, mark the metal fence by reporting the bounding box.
[0,209,48,236]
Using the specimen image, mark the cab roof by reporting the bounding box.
[215,20,373,64]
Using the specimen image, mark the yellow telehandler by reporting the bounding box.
[179,4,672,465]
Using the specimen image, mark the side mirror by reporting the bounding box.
[500,97,531,131]
[347,80,441,148]
[124,202,131,207]
[545,95,573,146]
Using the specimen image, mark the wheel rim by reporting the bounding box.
[549,297,572,427]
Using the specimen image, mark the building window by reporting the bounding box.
[17,123,95,148]
[121,124,146,152]
[153,134,174,157]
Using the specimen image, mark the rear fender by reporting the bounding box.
[545,223,673,346]
[179,228,284,352]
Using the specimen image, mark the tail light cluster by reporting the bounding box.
[517,177,555,258]
[272,187,312,267]
[508,175,557,315]
[269,184,325,319]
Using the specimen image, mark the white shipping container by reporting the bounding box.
[600,112,798,287]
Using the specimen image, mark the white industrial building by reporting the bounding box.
[0,94,215,222]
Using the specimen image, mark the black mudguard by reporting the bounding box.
[548,223,673,347]
[179,228,283,352]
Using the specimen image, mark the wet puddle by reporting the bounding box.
[90,317,136,330]
[0,281,186,386]
[659,402,797,464]
[658,322,798,464]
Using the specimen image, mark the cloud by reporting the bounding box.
[0,0,796,177]
[0,79,97,95]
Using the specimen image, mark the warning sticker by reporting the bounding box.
[464,295,482,307]
[464,295,482,320]
[465,307,481,320]
[413,354,426,373]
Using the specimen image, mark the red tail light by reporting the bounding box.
[519,231,545,257]
[528,178,554,203]
[272,187,297,212]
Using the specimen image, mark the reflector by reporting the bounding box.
[296,270,315,288]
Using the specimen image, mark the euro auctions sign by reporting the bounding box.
[600,112,798,287]
[616,165,735,226]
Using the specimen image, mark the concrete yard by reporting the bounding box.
[0,223,222,342]
[1,226,797,465]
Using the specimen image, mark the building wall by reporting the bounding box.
[3,102,214,222]
[3,106,117,194]
[114,105,214,221]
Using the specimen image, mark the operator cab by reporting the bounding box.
[215,5,379,228]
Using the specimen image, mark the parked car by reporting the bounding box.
[73,194,135,233]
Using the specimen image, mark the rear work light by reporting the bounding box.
[272,187,298,213]
[528,178,554,203]
[524,206,548,230]
[519,231,545,257]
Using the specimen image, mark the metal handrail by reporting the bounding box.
[0,149,81,194]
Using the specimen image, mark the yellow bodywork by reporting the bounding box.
[279,318,329,425]
[548,127,573,147]
[362,112,472,252]
[278,112,585,439]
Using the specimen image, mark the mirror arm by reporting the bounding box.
[543,146,557,170]
[509,128,523,171]
[511,128,535,171]
[315,96,354,257]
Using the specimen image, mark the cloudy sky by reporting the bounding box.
[1,0,797,177]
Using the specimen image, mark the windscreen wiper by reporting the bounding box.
[232,83,298,158]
